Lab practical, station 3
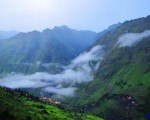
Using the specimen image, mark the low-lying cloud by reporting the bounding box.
[71,45,102,66]
[117,30,150,47]
[0,45,104,96]
[43,86,76,97]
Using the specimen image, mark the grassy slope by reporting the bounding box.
[0,87,103,120]
[93,63,150,117]
[65,15,150,120]
[67,63,150,119]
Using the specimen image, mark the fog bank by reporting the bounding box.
[43,86,76,97]
[0,45,104,96]
[117,30,150,47]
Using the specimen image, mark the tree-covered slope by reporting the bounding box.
[65,15,150,120]
[0,87,103,120]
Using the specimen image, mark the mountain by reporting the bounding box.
[1,15,150,120]
[0,26,97,73]
[0,31,18,39]
[96,22,121,39]
[0,86,103,120]
[64,15,150,120]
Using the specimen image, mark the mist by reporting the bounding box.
[71,45,102,66]
[117,30,150,47]
[43,86,76,97]
[0,45,104,96]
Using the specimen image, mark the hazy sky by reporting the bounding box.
[0,0,150,32]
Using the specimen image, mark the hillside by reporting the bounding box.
[0,86,103,120]
[64,15,150,120]
[95,22,121,39]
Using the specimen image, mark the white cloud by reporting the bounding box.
[0,73,52,88]
[43,86,76,96]
[0,45,104,96]
[71,45,103,66]
[117,30,150,47]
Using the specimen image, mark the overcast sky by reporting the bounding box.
[0,0,150,32]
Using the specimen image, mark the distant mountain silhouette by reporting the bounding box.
[0,26,97,64]
[0,31,18,39]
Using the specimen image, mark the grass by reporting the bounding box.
[0,87,104,120]
[110,63,150,96]
[67,63,150,119]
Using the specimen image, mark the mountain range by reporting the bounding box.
[0,26,97,64]
[0,15,150,120]
[0,26,97,74]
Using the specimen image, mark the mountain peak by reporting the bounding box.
[107,22,121,30]
[53,25,71,30]
[42,28,51,33]
[42,26,71,33]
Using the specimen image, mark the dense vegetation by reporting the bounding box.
[0,86,103,120]
[64,15,150,120]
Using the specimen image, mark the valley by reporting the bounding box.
[0,15,150,120]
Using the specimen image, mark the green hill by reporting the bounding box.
[64,15,150,120]
[0,86,103,120]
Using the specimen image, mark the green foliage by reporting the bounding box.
[0,87,103,120]
[65,15,150,120]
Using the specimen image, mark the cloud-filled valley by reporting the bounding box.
[1,29,149,97]
[0,45,104,96]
